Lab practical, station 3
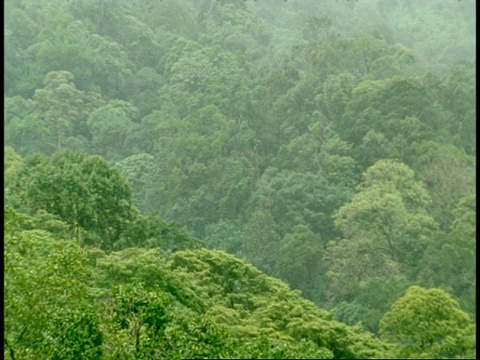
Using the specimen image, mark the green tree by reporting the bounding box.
[241,210,281,274]
[4,96,34,127]
[441,61,476,155]
[16,7,102,95]
[87,100,140,161]
[315,72,359,125]
[88,242,393,359]
[347,34,394,77]
[326,160,437,305]
[9,150,135,249]
[5,115,53,155]
[414,142,475,228]
[123,67,163,118]
[4,146,25,210]
[419,194,476,317]
[106,283,171,358]
[379,285,476,358]
[82,33,135,99]
[139,104,258,236]
[114,152,156,210]
[249,164,355,242]
[339,76,452,167]
[166,248,391,358]
[199,2,272,63]
[132,0,198,40]
[4,146,23,190]
[159,38,250,119]
[274,224,327,303]
[324,236,401,305]
[4,7,39,96]
[117,212,203,252]
[32,71,104,151]
[332,275,411,334]
[205,219,245,254]
[4,207,103,359]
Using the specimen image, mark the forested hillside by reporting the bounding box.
[4,0,476,358]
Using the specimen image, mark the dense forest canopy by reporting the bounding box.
[4,0,476,359]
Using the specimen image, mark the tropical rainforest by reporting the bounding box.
[4,0,476,358]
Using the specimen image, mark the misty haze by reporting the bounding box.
[4,0,476,359]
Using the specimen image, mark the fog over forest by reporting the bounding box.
[4,0,476,359]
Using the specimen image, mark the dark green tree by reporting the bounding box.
[274,224,327,303]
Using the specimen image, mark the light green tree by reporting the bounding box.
[4,207,103,359]
[326,160,437,308]
[334,159,436,266]
[32,71,104,151]
[379,285,476,358]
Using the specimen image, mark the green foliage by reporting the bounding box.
[5,207,103,359]
[86,245,390,358]
[240,209,281,273]
[333,275,411,334]
[159,37,250,120]
[332,160,436,276]
[87,100,140,161]
[117,212,203,251]
[114,153,155,208]
[9,150,135,249]
[274,224,327,302]
[6,70,105,154]
[4,1,475,358]
[166,249,391,358]
[419,194,476,318]
[249,163,355,243]
[380,285,476,358]
[336,75,459,168]
[414,142,475,228]
[108,283,171,358]
[199,2,272,62]
[5,113,53,155]
[441,61,476,155]
[123,67,164,117]
[4,146,23,206]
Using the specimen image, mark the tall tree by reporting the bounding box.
[326,160,437,305]
[415,142,475,228]
[32,71,104,151]
[9,150,135,249]
[419,194,476,317]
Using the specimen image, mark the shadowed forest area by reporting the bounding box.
[4,0,476,358]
